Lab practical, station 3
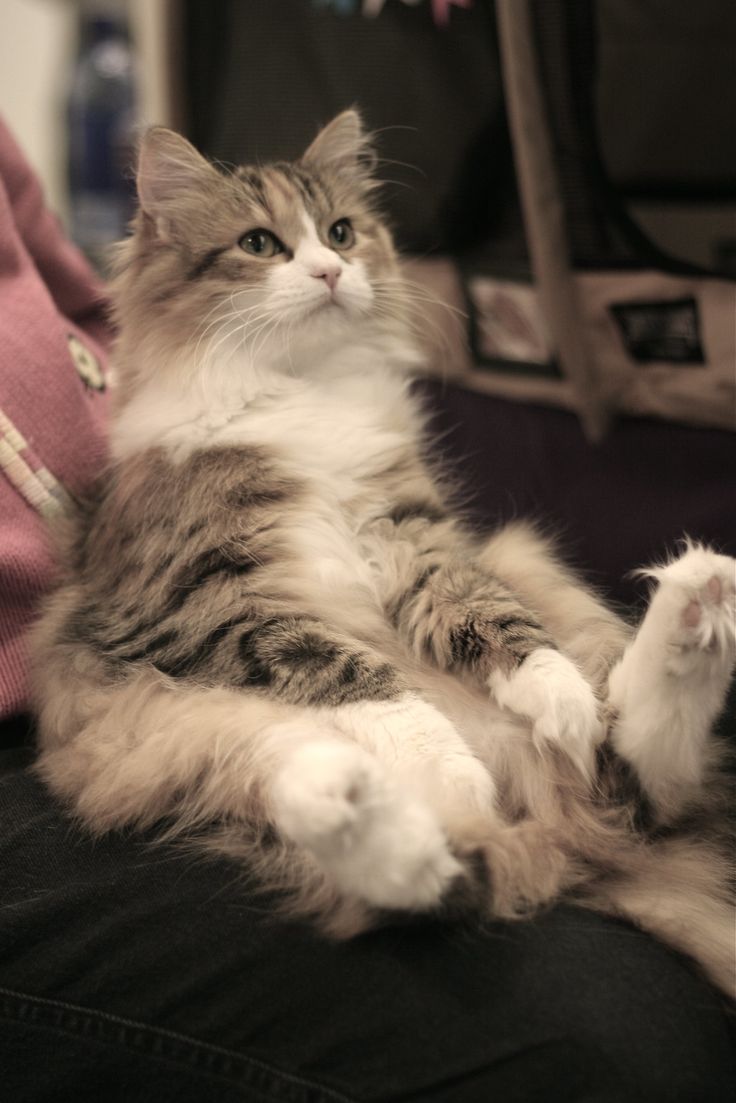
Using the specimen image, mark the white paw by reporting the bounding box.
[639,545,736,677]
[488,649,602,778]
[607,546,734,804]
[421,751,496,823]
[271,741,375,849]
[271,740,461,910]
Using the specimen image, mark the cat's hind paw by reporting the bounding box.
[639,544,736,677]
[606,545,734,806]
[489,649,602,780]
[271,740,462,911]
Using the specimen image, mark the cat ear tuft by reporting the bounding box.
[136,127,219,238]
[301,110,378,185]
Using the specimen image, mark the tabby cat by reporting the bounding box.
[32,112,735,994]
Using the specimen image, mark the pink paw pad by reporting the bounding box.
[682,599,701,629]
[706,576,723,603]
[681,576,727,631]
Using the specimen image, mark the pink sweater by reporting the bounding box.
[0,118,111,719]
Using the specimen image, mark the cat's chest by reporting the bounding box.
[217,382,415,502]
[219,382,419,617]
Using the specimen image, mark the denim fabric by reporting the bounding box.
[0,731,734,1103]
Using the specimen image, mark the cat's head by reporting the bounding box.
[112,111,410,400]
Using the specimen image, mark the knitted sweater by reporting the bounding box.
[0,117,111,719]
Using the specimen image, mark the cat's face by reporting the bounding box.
[115,112,401,384]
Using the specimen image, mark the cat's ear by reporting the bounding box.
[136,127,220,240]
[301,110,378,187]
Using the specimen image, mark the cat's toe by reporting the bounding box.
[681,566,735,655]
[372,814,462,911]
[646,546,736,670]
[341,789,462,911]
[270,740,380,852]
[532,701,601,780]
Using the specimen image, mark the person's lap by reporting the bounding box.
[0,738,733,1103]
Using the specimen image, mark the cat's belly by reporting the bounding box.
[403,657,530,762]
[278,510,531,764]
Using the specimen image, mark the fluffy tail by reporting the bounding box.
[578,835,735,997]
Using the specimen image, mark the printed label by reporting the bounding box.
[610,297,705,364]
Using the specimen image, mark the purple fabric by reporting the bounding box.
[0,117,110,719]
[423,380,736,608]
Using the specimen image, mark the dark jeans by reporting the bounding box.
[0,723,733,1103]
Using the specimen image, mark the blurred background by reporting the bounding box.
[1,0,169,263]
[3,0,735,274]
[1,0,734,601]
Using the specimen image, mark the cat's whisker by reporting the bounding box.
[375,274,465,303]
[192,287,255,337]
[382,296,461,341]
[191,296,265,365]
[374,177,416,193]
[374,285,467,347]
[374,278,468,320]
[240,310,278,351]
[193,313,246,369]
[250,314,282,365]
[281,314,298,376]
[372,299,456,362]
[250,316,281,351]
[204,306,276,370]
[199,315,262,378]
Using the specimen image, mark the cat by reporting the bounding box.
[31,111,735,995]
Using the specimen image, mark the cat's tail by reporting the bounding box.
[525,750,735,997]
[577,834,735,998]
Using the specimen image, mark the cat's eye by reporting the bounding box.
[239,229,284,258]
[328,219,355,250]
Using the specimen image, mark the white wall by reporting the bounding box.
[0,0,77,220]
[0,0,174,224]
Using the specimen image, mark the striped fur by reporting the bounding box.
[31,113,735,994]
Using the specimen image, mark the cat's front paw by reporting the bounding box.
[271,740,462,911]
[488,649,602,779]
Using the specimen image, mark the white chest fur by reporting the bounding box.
[233,373,419,616]
[112,347,424,625]
[229,375,415,493]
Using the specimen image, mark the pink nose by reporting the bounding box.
[312,267,341,292]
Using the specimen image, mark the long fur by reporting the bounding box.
[31,113,735,995]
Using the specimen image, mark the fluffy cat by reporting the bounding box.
[32,112,735,995]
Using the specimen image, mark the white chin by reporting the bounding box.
[305,298,349,324]
[287,294,370,330]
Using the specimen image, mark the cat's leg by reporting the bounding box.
[36,579,529,918]
[383,533,603,779]
[477,521,632,694]
[78,578,494,819]
[157,604,497,835]
[327,693,496,832]
[175,603,498,838]
[271,736,463,911]
[607,544,736,817]
[35,596,489,912]
[35,662,463,916]
[238,617,527,904]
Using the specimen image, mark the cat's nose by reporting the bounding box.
[312,266,341,292]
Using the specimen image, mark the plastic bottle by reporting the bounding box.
[67,3,137,267]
